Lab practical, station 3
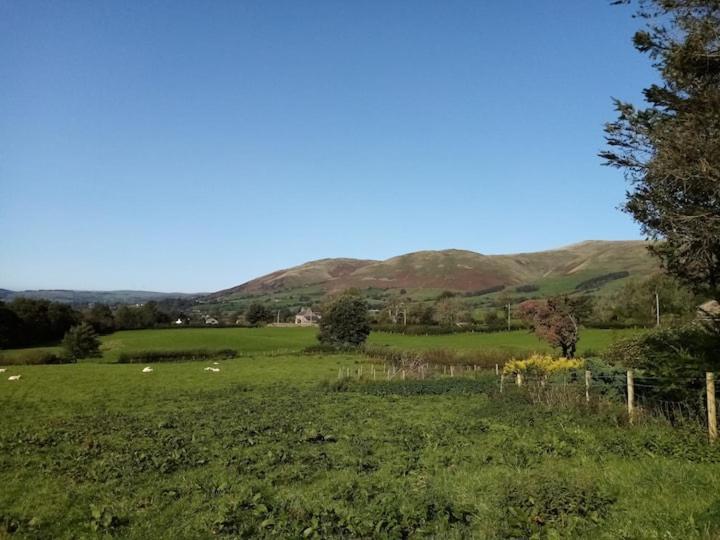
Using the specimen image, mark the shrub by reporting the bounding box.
[604,324,720,373]
[515,284,539,293]
[603,324,719,406]
[503,354,584,377]
[575,271,630,291]
[370,324,524,335]
[0,350,70,365]
[363,345,523,369]
[116,349,237,363]
[302,344,360,355]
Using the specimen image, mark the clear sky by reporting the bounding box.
[0,1,656,292]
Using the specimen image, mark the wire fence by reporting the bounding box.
[337,362,720,443]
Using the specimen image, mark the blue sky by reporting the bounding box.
[0,1,655,292]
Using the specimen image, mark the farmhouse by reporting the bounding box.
[295,307,320,326]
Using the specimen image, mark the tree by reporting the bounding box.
[62,322,101,360]
[245,302,273,325]
[435,298,462,326]
[7,298,80,346]
[484,309,506,331]
[408,303,436,325]
[0,302,22,348]
[84,304,115,334]
[518,296,592,357]
[114,305,141,329]
[593,273,699,325]
[601,0,720,300]
[318,293,370,347]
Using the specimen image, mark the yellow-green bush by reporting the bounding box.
[503,353,584,377]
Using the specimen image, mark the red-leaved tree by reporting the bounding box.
[518,296,592,358]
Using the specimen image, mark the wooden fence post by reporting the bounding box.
[516,373,523,386]
[495,364,499,376]
[627,370,635,423]
[707,372,717,443]
[338,367,342,379]
[585,370,591,403]
[450,365,454,378]
[500,373,504,393]
[402,369,406,381]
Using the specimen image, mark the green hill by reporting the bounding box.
[207,240,658,309]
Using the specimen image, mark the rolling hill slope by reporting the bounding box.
[209,240,658,303]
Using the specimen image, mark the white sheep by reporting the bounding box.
[142,366,153,373]
[0,368,7,373]
[204,367,220,372]
[8,375,21,381]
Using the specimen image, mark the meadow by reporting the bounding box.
[2,327,719,538]
[2,326,643,364]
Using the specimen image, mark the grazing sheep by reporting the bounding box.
[0,368,6,373]
[204,367,220,372]
[142,366,153,373]
[213,362,220,365]
[8,375,21,381]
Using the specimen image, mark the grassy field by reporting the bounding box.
[3,326,715,538]
[369,328,640,355]
[1,326,645,364]
[1,352,719,538]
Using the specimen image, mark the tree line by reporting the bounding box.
[0,298,193,349]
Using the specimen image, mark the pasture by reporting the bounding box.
[1,326,644,365]
[2,327,718,538]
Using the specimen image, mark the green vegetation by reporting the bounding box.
[369,328,640,356]
[602,0,720,301]
[0,327,642,366]
[318,294,371,347]
[117,349,238,364]
[1,349,719,538]
[62,322,101,360]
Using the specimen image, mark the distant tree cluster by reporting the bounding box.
[0,298,80,348]
[114,302,172,330]
[245,302,275,325]
[0,297,197,350]
[593,273,700,326]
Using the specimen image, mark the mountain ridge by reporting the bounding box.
[210,240,657,300]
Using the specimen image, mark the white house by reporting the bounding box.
[204,316,219,326]
[295,307,320,326]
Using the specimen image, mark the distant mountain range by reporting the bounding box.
[209,240,658,303]
[0,289,199,305]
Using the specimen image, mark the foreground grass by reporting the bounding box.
[1,356,718,538]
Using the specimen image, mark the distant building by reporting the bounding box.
[204,315,220,326]
[295,307,321,326]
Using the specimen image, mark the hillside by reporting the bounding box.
[0,289,200,305]
[209,240,658,305]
